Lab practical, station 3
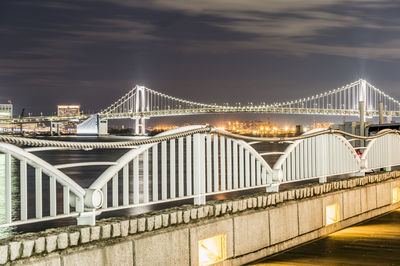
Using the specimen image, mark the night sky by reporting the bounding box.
[1,0,400,125]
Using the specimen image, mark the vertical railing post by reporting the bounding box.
[35,168,43,219]
[20,159,28,221]
[5,153,12,224]
[193,134,206,205]
[267,169,281,192]
[319,135,328,183]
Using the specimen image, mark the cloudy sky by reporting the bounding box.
[1,0,400,122]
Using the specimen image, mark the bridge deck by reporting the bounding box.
[252,209,400,265]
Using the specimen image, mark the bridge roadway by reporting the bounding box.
[251,209,400,265]
[1,107,400,124]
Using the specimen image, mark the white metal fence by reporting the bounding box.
[0,126,399,227]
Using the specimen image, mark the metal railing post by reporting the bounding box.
[267,169,282,192]
[193,133,206,205]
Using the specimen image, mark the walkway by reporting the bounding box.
[251,209,400,265]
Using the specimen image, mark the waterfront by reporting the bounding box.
[251,209,400,265]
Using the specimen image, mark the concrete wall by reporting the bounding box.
[3,171,400,266]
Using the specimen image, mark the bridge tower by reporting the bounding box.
[133,86,147,135]
[359,80,367,145]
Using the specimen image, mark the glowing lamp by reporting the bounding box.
[198,234,226,266]
[326,203,339,225]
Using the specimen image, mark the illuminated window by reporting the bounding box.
[326,203,339,225]
[393,187,400,203]
[198,234,226,266]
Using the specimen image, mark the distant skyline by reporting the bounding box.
[1,0,400,126]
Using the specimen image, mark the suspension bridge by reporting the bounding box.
[2,79,398,135]
[76,79,400,135]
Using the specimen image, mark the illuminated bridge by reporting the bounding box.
[2,79,400,135]
[87,79,400,134]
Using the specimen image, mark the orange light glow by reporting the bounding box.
[326,203,339,225]
[198,234,226,266]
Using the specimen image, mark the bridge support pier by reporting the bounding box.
[379,101,384,124]
[98,119,108,135]
[50,122,54,136]
[133,117,146,135]
[359,100,365,147]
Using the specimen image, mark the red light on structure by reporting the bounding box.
[7,100,12,104]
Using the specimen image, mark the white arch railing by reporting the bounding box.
[0,143,90,228]
[1,127,400,227]
[273,129,360,185]
[362,131,400,170]
[88,125,274,212]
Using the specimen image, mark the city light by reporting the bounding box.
[220,120,298,136]
[57,105,81,117]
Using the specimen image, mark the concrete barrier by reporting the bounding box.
[2,170,400,266]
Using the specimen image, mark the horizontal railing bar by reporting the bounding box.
[55,162,118,169]
[0,213,79,228]
[1,127,399,149]
[99,183,273,213]
[260,152,286,156]
[279,170,360,185]
[25,147,75,152]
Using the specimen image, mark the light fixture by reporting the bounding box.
[198,234,226,266]
[326,203,339,225]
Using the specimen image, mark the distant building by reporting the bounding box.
[0,103,13,119]
[57,105,80,117]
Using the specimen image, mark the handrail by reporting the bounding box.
[55,162,118,169]
[0,128,398,149]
